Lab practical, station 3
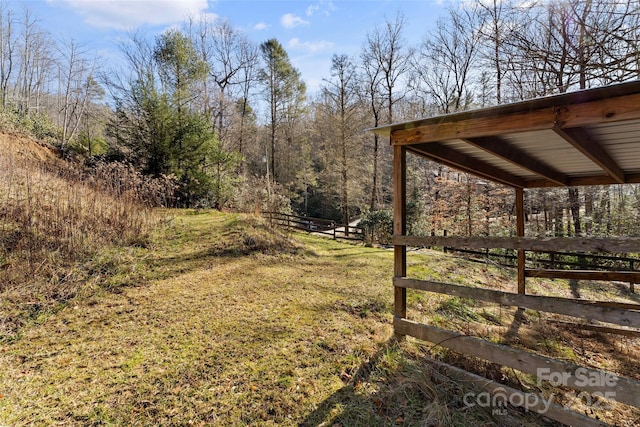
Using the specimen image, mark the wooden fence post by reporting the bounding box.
[516,187,526,295]
[393,144,407,339]
[443,229,448,253]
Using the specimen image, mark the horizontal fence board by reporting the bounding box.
[436,247,640,283]
[394,277,640,327]
[547,320,640,338]
[264,211,335,226]
[264,212,364,241]
[525,269,640,282]
[529,258,635,269]
[423,355,606,427]
[394,317,640,408]
[446,247,639,267]
[394,235,640,254]
[536,251,639,264]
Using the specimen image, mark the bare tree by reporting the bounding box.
[476,0,532,105]
[0,2,16,108]
[321,54,363,232]
[234,35,259,157]
[15,6,52,112]
[187,18,260,151]
[360,44,383,211]
[209,21,251,144]
[507,0,640,97]
[57,39,98,153]
[412,4,483,114]
[365,12,412,124]
[361,12,412,210]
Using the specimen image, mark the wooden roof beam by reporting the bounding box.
[526,173,640,188]
[408,143,526,188]
[462,136,570,186]
[389,92,640,146]
[392,109,555,145]
[553,127,625,184]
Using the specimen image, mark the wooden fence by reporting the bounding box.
[394,234,640,426]
[436,245,639,293]
[263,212,364,241]
[435,239,639,268]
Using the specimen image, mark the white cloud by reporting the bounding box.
[288,38,333,53]
[254,21,269,31]
[198,12,219,25]
[280,13,309,29]
[306,4,319,17]
[50,0,210,29]
[306,1,336,17]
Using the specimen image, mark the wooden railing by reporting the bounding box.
[263,212,364,241]
[397,235,640,292]
[393,233,640,425]
[393,235,640,253]
[436,246,640,272]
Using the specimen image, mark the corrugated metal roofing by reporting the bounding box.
[372,80,640,188]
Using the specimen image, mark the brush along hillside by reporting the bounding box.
[0,205,638,425]
[0,132,162,340]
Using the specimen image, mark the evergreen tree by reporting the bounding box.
[107,29,238,207]
[258,38,306,185]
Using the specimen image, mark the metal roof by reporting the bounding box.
[372,80,640,188]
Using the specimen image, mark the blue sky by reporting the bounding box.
[22,0,448,93]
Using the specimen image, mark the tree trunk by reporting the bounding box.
[553,198,564,237]
[568,187,581,236]
[584,188,593,235]
[466,177,472,236]
[370,133,379,211]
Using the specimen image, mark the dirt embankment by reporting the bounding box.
[0,132,61,166]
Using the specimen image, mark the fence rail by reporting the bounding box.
[442,246,640,272]
[394,233,640,424]
[263,212,364,241]
[408,236,640,293]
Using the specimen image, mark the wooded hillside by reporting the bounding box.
[1,1,640,234]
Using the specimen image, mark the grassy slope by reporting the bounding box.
[0,132,159,339]
[0,211,390,426]
[0,211,638,426]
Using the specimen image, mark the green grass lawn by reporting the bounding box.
[0,211,637,426]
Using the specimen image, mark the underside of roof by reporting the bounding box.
[372,80,640,188]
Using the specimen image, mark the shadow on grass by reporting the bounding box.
[612,281,640,303]
[566,278,640,304]
[569,279,581,299]
[299,339,420,427]
[299,337,556,427]
[504,307,527,344]
[122,224,314,287]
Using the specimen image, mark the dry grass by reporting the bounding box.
[0,132,162,340]
[405,248,640,426]
[0,211,565,426]
[2,120,636,425]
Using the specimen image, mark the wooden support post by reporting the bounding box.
[631,259,636,293]
[516,187,526,294]
[393,144,407,339]
[443,229,448,253]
